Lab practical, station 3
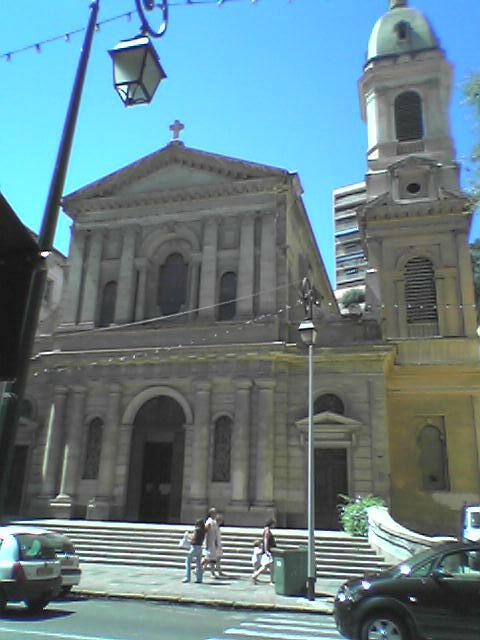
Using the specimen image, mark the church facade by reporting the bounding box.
[13,0,480,535]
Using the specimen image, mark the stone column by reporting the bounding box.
[189,382,211,507]
[237,215,255,317]
[198,220,218,319]
[51,386,86,516]
[88,384,122,520]
[188,255,201,320]
[41,386,68,498]
[437,268,459,336]
[114,227,137,324]
[259,213,276,314]
[230,379,252,504]
[60,230,86,327]
[254,379,275,505]
[134,258,147,321]
[79,229,103,326]
[456,230,477,336]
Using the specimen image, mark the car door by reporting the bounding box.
[409,549,480,640]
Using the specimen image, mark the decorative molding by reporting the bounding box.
[295,411,363,447]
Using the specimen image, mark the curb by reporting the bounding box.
[74,588,334,614]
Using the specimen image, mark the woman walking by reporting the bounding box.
[183,518,206,583]
[251,518,276,584]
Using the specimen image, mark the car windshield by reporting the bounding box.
[43,534,74,554]
[16,533,56,561]
[387,547,440,578]
[470,512,480,528]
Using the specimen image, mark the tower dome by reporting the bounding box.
[367,0,439,63]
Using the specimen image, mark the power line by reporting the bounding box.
[0,0,286,62]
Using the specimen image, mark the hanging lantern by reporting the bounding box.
[109,35,166,106]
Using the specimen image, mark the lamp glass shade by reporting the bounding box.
[298,319,317,346]
[109,35,166,107]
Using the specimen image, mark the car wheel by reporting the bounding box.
[361,612,410,640]
[25,597,49,613]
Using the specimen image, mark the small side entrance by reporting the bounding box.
[314,448,348,530]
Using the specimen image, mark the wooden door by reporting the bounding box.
[314,448,348,530]
[139,442,173,523]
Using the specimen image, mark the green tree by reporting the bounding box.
[471,239,480,314]
[464,73,480,204]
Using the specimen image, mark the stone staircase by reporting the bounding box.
[19,520,390,581]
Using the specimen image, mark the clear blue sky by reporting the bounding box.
[0,0,478,285]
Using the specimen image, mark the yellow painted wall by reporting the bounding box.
[387,362,480,536]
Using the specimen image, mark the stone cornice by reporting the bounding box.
[63,143,290,206]
[65,176,287,217]
[359,192,469,225]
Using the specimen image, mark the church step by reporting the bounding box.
[18,520,389,580]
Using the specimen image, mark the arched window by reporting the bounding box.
[82,418,103,480]
[395,91,423,142]
[418,424,449,490]
[217,271,237,321]
[404,257,438,329]
[394,21,410,42]
[314,393,345,415]
[212,416,232,482]
[97,281,117,327]
[158,253,188,315]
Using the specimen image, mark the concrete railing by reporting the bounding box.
[367,506,456,564]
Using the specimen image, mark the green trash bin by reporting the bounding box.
[272,547,308,596]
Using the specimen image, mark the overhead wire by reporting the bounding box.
[0,0,290,62]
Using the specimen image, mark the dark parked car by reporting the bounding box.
[334,540,480,640]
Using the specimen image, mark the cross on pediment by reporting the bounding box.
[169,119,185,141]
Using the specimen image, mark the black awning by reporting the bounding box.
[0,193,40,381]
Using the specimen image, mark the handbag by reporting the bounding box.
[178,531,191,550]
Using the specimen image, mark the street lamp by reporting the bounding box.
[0,0,170,518]
[298,277,317,601]
[109,35,167,107]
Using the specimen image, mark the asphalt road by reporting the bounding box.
[0,596,341,640]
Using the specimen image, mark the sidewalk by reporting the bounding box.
[74,563,341,614]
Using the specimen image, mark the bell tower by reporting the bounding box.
[358,0,476,339]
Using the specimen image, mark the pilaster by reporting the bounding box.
[40,386,68,499]
[189,382,212,508]
[230,378,252,506]
[79,229,103,327]
[237,215,255,317]
[50,386,87,517]
[254,378,275,506]
[198,220,218,319]
[88,384,122,520]
[60,230,86,327]
[115,227,137,324]
[259,213,276,314]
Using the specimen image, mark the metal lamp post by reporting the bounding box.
[0,0,170,518]
[299,278,317,601]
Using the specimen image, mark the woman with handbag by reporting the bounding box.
[182,518,206,583]
[251,518,276,584]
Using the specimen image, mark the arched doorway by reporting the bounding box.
[126,395,186,523]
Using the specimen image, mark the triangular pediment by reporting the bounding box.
[295,411,363,446]
[63,141,289,206]
[296,411,363,429]
[388,155,440,172]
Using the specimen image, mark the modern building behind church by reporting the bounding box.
[11,0,480,536]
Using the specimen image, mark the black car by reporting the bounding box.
[334,540,480,640]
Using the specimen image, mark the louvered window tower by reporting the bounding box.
[404,257,439,336]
